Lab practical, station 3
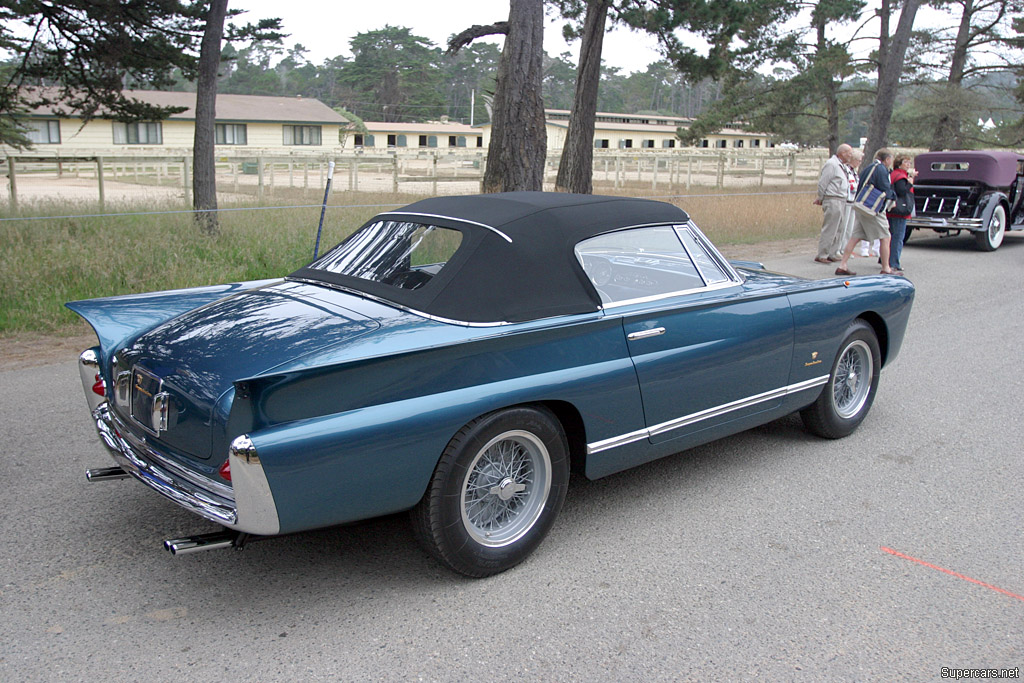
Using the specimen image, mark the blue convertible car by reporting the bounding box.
[70,192,914,576]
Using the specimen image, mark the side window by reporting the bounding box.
[574,226,705,306]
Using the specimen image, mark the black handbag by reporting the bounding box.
[894,194,912,215]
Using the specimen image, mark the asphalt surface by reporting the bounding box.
[2,230,1022,681]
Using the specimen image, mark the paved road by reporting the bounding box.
[2,231,1022,681]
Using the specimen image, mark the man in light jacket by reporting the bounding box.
[813,144,854,264]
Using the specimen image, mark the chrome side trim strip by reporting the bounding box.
[586,427,651,454]
[378,211,513,243]
[586,375,830,455]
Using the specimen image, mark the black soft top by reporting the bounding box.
[291,192,690,323]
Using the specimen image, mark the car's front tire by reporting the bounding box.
[411,406,569,577]
[801,320,881,439]
[975,204,1006,251]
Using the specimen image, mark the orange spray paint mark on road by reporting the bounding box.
[880,546,1024,604]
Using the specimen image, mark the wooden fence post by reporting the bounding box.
[96,157,105,210]
[183,157,191,205]
[717,153,725,188]
[257,155,265,202]
[392,155,399,194]
[5,156,17,212]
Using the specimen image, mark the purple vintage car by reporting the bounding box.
[907,150,1024,251]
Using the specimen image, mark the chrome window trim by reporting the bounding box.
[376,211,513,243]
[586,375,830,454]
[599,279,740,310]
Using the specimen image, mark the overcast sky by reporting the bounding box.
[234,0,667,74]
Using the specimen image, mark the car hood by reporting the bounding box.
[116,281,380,459]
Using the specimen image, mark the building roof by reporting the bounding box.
[25,89,346,124]
[363,121,480,135]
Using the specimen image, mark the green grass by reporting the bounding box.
[0,186,820,336]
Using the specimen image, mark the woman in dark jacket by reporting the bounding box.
[886,156,914,272]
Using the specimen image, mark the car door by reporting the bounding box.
[576,223,795,445]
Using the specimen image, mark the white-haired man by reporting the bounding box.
[813,143,854,264]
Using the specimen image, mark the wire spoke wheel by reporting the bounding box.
[831,340,873,419]
[461,431,551,547]
[800,320,881,439]
[411,406,569,577]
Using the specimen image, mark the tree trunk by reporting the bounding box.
[482,0,547,193]
[555,0,610,194]
[192,0,228,235]
[930,0,974,150]
[862,0,921,167]
[816,15,840,155]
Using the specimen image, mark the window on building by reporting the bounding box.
[701,139,709,148]
[215,123,247,145]
[429,136,438,148]
[456,136,467,147]
[387,134,408,147]
[26,120,60,144]
[594,139,610,149]
[283,125,321,146]
[476,137,483,147]
[716,140,727,149]
[113,121,162,145]
[642,139,655,148]
[662,139,676,149]
[419,135,429,147]
[734,140,744,148]
[619,139,633,149]
[752,139,761,148]
[354,134,364,146]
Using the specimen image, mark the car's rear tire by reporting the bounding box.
[801,320,881,439]
[410,406,569,577]
[975,204,1006,251]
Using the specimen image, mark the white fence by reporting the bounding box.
[0,149,828,210]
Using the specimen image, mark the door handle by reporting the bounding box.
[627,327,666,341]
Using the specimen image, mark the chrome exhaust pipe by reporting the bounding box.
[85,466,130,482]
[164,531,243,556]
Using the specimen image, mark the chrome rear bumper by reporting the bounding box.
[80,342,283,535]
[908,216,984,231]
[93,402,239,526]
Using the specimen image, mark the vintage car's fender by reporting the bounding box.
[974,191,1009,230]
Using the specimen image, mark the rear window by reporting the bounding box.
[930,161,969,171]
[310,221,462,291]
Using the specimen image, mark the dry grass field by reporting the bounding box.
[0,186,821,338]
